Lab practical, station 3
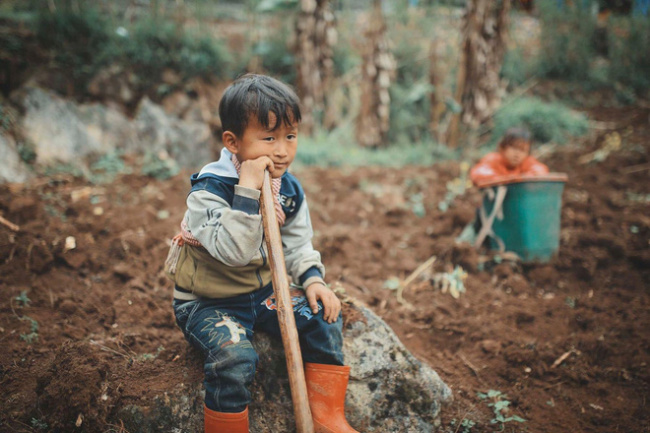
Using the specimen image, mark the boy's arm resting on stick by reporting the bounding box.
[280,197,341,322]
[186,187,264,266]
[281,197,326,286]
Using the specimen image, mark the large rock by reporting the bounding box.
[18,87,113,164]
[6,87,216,180]
[0,133,32,183]
[115,304,452,432]
[134,97,214,170]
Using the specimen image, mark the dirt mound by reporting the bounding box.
[1,107,649,432]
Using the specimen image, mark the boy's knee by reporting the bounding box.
[206,341,258,382]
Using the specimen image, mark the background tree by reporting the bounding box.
[355,0,396,148]
[447,0,511,148]
[295,0,337,136]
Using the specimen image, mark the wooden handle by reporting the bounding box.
[260,171,314,433]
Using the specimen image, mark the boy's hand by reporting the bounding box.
[305,282,341,324]
[238,156,275,190]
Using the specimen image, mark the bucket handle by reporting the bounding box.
[475,185,508,250]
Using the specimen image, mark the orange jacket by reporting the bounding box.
[469,152,549,186]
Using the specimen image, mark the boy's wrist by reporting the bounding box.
[234,185,261,200]
[233,185,261,215]
[303,276,326,290]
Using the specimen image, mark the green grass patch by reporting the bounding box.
[294,124,456,168]
[490,96,589,146]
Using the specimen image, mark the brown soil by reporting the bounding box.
[1,107,649,433]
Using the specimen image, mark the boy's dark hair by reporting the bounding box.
[499,127,532,149]
[219,73,302,137]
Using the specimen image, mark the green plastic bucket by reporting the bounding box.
[479,174,568,262]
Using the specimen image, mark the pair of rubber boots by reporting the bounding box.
[204,363,358,433]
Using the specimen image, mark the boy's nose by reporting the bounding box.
[274,140,288,157]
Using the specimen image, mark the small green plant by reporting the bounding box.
[449,417,476,433]
[432,266,468,299]
[477,389,526,429]
[141,152,179,180]
[20,317,39,344]
[565,296,576,309]
[137,345,165,361]
[460,418,476,433]
[89,152,131,184]
[30,417,48,430]
[15,290,31,307]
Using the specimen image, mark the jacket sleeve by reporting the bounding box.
[184,185,264,266]
[280,196,326,287]
[469,153,502,185]
[521,156,550,175]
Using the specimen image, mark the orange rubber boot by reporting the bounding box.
[204,405,248,433]
[305,363,359,433]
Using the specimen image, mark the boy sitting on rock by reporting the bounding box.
[166,73,358,433]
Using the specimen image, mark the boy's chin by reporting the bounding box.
[271,167,288,178]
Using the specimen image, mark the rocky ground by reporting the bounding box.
[0,106,649,432]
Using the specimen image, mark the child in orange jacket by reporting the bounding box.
[470,127,549,187]
[457,127,550,247]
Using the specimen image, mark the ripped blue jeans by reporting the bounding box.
[172,283,344,413]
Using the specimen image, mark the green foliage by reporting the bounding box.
[491,97,589,146]
[254,28,296,84]
[332,41,359,77]
[389,33,434,144]
[34,8,112,91]
[114,20,232,83]
[537,1,597,81]
[31,7,231,98]
[608,16,650,94]
[477,389,527,428]
[501,46,537,86]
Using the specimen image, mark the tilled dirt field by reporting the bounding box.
[1,107,649,432]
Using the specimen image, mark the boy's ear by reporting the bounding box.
[222,131,239,154]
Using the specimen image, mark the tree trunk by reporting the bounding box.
[355,0,396,148]
[429,39,448,144]
[295,0,337,136]
[446,0,511,148]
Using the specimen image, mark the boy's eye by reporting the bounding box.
[263,137,275,142]
[287,134,297,140]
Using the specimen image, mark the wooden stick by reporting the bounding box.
[260,171,314,433]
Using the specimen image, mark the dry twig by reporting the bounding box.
[396,256,437,304]
[0,215,20,232]
[551,350,574,369]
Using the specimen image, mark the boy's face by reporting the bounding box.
[226,112,298,178]
[500,139,530,169]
